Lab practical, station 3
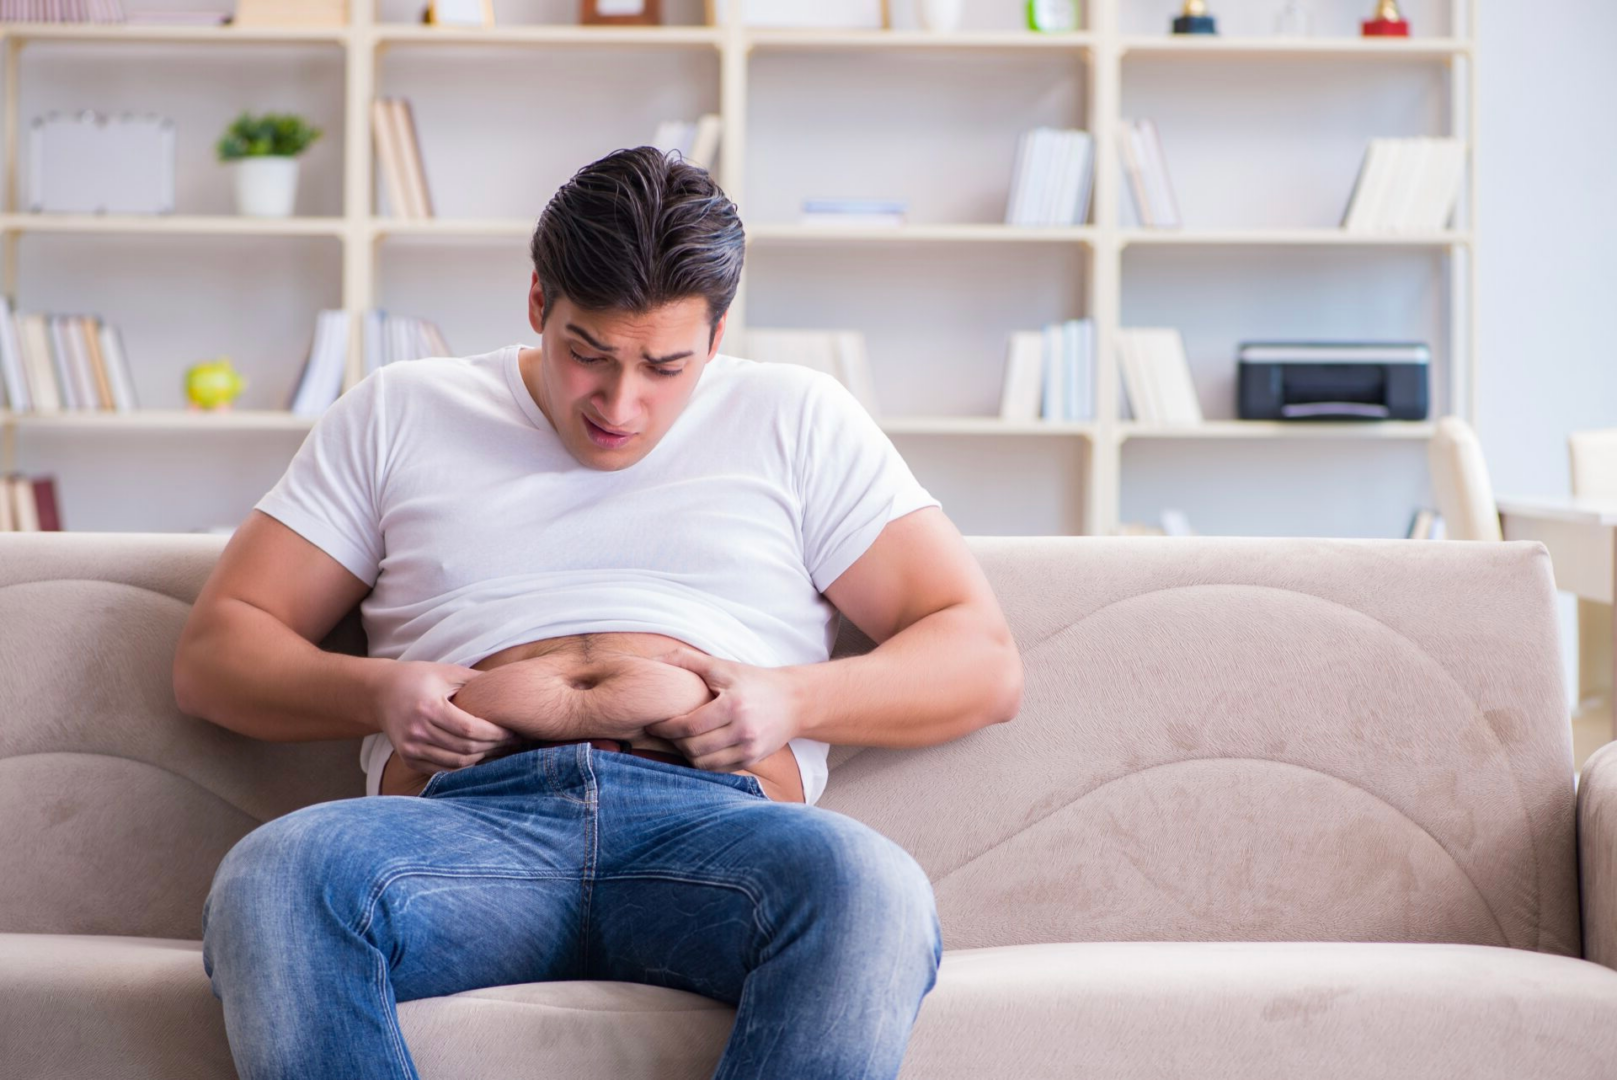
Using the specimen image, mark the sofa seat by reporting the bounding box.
[7,934,1617,1080]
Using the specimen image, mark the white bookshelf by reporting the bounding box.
[0,0,1478,538]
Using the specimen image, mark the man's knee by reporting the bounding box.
[204,802,370,946]
[784,816,942,974]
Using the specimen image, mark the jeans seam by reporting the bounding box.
[375,940,416,1077]
[594,870,775,964]
[579,744,600,975]
[350,866,580,941]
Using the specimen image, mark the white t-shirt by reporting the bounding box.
[254,343,939,805]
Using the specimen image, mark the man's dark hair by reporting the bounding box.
[529,147,745,347]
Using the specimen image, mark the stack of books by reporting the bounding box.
[800,199,906,229]
[736,328,879,419]
[1407,508,1446,540]
[371,98,434,219]
[232,0,348,28]
[652,115,723,171]
[1004,128,1094,227]
[361,309,452,376]
[288,309,350,417]
[0,473,62,531]
[1119,119,1181,229]
[1342,137,1466,233]
[1116,328,1202,426]
[0,0,125,20]
[999,318,1095,423]
[0,299,137,415]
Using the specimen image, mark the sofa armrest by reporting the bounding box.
[1579,741,1617,967]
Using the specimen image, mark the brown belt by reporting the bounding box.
[524,737,690,768]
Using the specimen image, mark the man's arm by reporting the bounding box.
[173,511,512,772]
[647,506,1021,770]
[795,506,1022,747]
[173,510,386,740]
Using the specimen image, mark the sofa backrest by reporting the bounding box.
[0,533,1580,958]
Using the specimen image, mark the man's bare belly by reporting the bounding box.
[380,631,804,803]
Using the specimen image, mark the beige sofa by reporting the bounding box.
[4,531,1617,1079]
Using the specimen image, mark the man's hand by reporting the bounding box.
[642,648,804,772]
[372,660,522,775]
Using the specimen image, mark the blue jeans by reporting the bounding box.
[201,743,943,1079]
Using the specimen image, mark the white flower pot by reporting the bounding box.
[233,156,300,218]
[918,0,963,31]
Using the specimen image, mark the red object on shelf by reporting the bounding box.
[1362,16,1410,35]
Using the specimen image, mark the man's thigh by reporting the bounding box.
[208,749,595,1004]
[584,749,937,1005]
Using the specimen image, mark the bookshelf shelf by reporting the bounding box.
[882,417,1096,437]
[0,23,347,45]
[371,25,723,50]
[746,29,1093,53]
[1118,228,1472,248]
[747,224,1095,246]
[0,0,1479,539]
[4,410,317,431]
[1118,36,1470,60]
[0,213,349,238]
[368,218,532,240]
[1116,421,1437,442]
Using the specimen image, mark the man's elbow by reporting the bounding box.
[988,635,1023,725]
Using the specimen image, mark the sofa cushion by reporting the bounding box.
[7,934,1616,1080]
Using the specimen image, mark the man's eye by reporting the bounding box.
[652,367,684,379]
[570,350,603,366]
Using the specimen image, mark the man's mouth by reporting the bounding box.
[584,414,636,446]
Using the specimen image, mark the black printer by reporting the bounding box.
[1236,342,1429,421]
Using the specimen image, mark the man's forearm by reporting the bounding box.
[789,602,1022,748]
[173,597,385,742]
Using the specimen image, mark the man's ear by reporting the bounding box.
[528,273,546,335]
[708,310,729,357]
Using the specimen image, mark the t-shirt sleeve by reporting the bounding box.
[796,373,940,594]
[253,371,388,587]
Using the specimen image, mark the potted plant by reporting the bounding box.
[216,112,322,218]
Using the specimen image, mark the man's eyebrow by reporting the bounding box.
[566,323,693,365]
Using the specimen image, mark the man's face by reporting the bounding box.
[524,274,725,471]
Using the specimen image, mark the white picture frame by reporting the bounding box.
[428,0,495,28]
[706,0,889,29]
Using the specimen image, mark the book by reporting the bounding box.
[80,315,115,410]
[0,297,30,413]
[289,309,350,416]
[98,322,138,412]
[1117,328,1201,426]
[371,98,412,219]
[393,98,434,219]
[1039,322,1064,422]
[32,476,61,530]
[1119,119,1180,229]
[687,114,722,171]
[1004,128,1093,227]
[7,475,40,532]
[45,316,79,410]
[1119,121,1153,227]
[999,331,1044,422]
[1343,137,1466,232]
[19,315,61,414]
[1136,119,1180,229]
[800,198,907,229]
[0,480,11,530]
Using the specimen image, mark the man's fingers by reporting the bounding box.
[657,646,718,679]
[437,698,515,745]
[645,696,729,741]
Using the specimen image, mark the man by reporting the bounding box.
[175,146,1022,1080]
